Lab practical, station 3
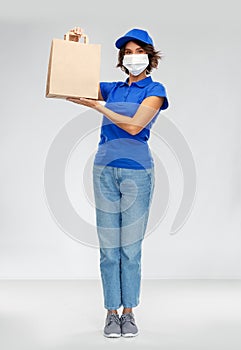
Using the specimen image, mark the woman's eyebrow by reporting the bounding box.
[125,46,142,52]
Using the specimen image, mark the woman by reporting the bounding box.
[67,27,169,338]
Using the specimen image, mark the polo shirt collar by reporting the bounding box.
[120,76,153,87]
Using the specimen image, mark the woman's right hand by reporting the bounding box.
[64,26,84,42]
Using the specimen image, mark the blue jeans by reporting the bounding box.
[93,165,155,310]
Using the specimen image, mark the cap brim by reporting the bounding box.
[115,36,146,49]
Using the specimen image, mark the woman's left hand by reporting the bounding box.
[66,97,100,109]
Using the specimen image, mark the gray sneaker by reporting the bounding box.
[103,313,121,338]
[120,312,139,337]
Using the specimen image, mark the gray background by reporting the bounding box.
[0,0,240,278]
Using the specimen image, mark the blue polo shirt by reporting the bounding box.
[94,76,169,169]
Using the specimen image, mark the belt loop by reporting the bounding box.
[114,167,118,181]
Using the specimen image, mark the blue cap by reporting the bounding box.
[115,28,154,49]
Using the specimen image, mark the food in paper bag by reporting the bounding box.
[45,32,101,99]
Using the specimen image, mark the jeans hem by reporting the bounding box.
[122,303,139,308]
[105,304,122,310]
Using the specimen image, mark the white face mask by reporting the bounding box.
[122,54,149,76]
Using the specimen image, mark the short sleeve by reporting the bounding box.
[146,82,169,110]
[100,82,116,101]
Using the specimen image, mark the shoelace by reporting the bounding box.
[106,313,121,326]
[121,313,136,325]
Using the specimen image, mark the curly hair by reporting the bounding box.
[116,39,162,75]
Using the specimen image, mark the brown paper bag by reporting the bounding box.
[45,32,101,99]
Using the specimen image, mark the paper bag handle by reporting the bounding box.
[64,31,89,44]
